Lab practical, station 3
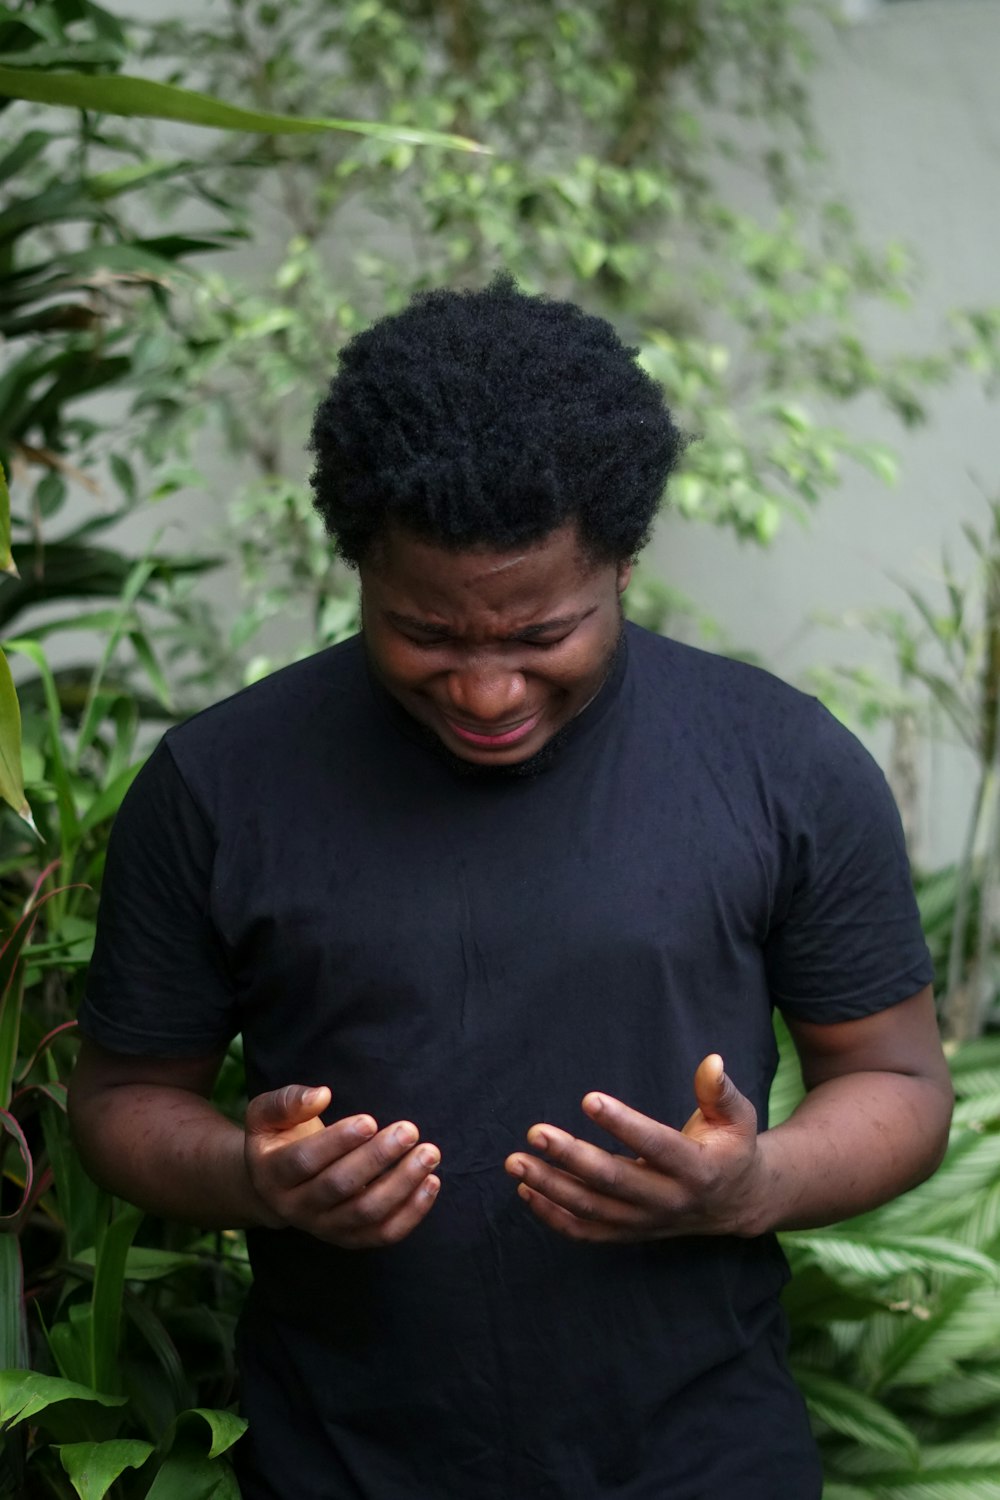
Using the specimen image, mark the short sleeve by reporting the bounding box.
[78,737,238,1056]
[765,705,933,1024]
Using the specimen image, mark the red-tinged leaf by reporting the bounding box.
[14,1021,77,1086]
[0,1106,34,1224]
[12,1080,68,1114]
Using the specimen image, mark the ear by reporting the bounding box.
[616,560,633,595]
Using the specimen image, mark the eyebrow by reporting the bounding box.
[385,609,595,641]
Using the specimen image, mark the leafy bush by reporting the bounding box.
[773,1023,1000,1497]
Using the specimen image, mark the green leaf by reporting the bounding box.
[0,648,31,827]
[172,1407,248,1462]
[4,637,77,850]
[145,1452,240,1500]
[782,1231,1000,1284]
[0,128,54,188]
[57,1438,155,1500]
[0,1234,25,1370]
[91,1204,144,1394]
[0,1108,33,1224]
[76,761,143,837]
[0,66,486,154]
[0,1369,125,1428]
[0,459,16,577]
[794,1368,919,1462]
[72,1244,199,1283]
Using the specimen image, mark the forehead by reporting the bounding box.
[364,524,605,616]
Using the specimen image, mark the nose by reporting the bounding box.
[445,663,527,725]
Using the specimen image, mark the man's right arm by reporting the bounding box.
[68,1039,442,1246]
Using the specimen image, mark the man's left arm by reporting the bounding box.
[505,985,953,1241]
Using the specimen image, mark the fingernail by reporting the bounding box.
[395,1124,418,1148]
[303,1086,325,1104]
[584,1093,604,1115]
[530,1130,549,1151]
[352,1116,376,1140]
[423,1177,440,1199]
[507,1156,524,1178]
[517,1183,532,1202]
[418,1146,439,1169]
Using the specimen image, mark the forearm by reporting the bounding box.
[69,1083,267,1229]
[748,1069,953,1235]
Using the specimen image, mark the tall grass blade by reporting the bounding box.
[0,66,487,153]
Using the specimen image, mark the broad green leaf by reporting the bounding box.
[146,1453,241,1500]
[57,1438,154,1500]
[0,648,32,827]
[795,1368,918,1461]
[783,1231,1000,1284]
[834,1439,1000,1495]
[0,1234,25,1370]
[0,1369,125,1427]
[885,1283,1000,1388]
[172,1407,248,1461]
[0,66,485,154]
[921,1366,1000,1417]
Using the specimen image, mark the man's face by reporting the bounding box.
[360,524,632,766]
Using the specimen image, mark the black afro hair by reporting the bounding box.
[308,275,684,567]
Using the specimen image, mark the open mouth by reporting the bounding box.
[443,712,542,748]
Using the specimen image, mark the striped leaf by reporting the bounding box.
[794,1368,919,1462]
[919,1366,1000,1417]
[882,1284,1000,1388]
[783,1232,999,1285]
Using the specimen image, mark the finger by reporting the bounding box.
[506,1150,640,1227]
[579,1092,694,1173]
[264,1112,379,1190]
[692,1055,757,1132]
[339,1174,442,1249]
[246,1084,332,1136]
[339,1170,442,1249]
[508,1126,657,1210]
[306,1125,431,1209]
[316,1142,441,1231]
[514,1182,633,1244]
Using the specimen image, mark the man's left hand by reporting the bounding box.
[504,1055,767,1242]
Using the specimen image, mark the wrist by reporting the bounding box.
[730,1132,784,1239]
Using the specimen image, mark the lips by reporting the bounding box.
[444,711,542,748]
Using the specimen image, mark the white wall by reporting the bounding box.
[651,0,999,865]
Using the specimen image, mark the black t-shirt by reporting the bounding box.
[80,624,932,1500]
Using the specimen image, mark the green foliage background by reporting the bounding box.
[1,1,999,1495]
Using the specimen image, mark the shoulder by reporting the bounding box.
[164,634,366,762]
[625,622,826,742]
[623,624,891,821]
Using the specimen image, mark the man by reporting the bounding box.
[69,278,953,1500]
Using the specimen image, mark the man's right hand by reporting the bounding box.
[244,1085,441,1247]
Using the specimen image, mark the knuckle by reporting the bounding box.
[351,1187,383,1226]
[282,1141,315,1182]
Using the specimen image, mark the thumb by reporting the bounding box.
[245,1083,331,1137]
[693,1055,756,1132]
